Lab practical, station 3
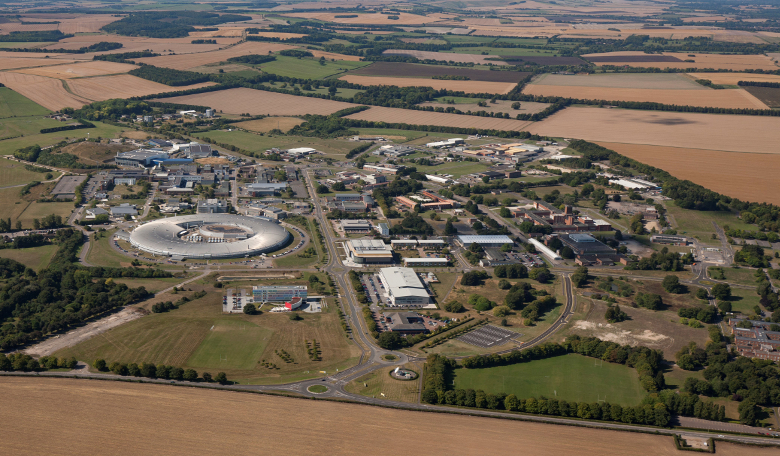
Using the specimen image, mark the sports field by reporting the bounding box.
[597,142,780,205]
[452,354,645,406]
[7,378,758,456]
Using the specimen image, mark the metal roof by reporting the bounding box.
[378,267,429,299]
[456,235,513,245]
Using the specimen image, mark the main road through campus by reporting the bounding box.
[7,169,777,448]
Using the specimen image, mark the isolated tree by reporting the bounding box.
[712,283,732,300]
[662,275,683,294]
[243,303,257,315]
[695,288,709,300]
[377,331,401,350]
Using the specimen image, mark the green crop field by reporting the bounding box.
[452,354,646,406]
[0,87,51,119]
[0,121,126,153]
[0,244,57,271]
[258,55,370,79]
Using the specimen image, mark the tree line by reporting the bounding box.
[129,65,211,87]
[91,359,229,384]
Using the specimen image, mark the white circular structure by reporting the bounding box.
[129,214,291,259]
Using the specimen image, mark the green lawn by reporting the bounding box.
[665,203,756,244]
[194,131,356,157]
[728,287,763,315]
[354,128,430,142]
[708,266,763,287]
[452,353,646,406]
[0,87,51,119]
[0,244,57,271]
[258,55,370,79]
[187,318,273,370]
[0,157,59,187]
[0,121,126,153]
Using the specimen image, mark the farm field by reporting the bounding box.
[597,142,780,205]
[282,11,431,25]
[0,244,57,271]
[687,72,780,85]
[530,73,706,89]
[0,121,125,152]
[583,51,779,70]
[155,88,356,116]
[67,74,216,102]
[308,49,363,62]
[523,85,767,109]
[13,61,137,79]
[4,378,756,456]
[527,107,780,155]
[742,86,780,108]
[43,35,240,54]
[452,354,645,406]
[0,114,71,139]
[54,291,359,383]
[419,99,550,115]
[382,49,508,65]
[258,55,369,79]
[234,117,304,133]
[0,72,89,110]
[339,75,517,94]
[134,41,294,70]
[346,106,534,131]
[0,86,51,118]
[349,62,530,83]
[444,46,563,57]
[0,57,78,70]
[0,157,57,186]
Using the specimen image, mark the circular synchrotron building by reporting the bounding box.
[129,214,291,259]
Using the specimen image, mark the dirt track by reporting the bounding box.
[1,377,771,456]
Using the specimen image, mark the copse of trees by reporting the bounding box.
[227,54,277,65]
[102,11,251,38]
[129,64,211,86]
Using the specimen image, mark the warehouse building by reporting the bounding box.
[456,235,514,248]
[377,267,432,306]
[346,239,394,264]
[403,257,449,267]
[115,149,169,167]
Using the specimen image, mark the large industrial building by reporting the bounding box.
[511,202,612,233]
[115,149,169,167]
[377,267,432,306]
[129,214,290,259]
[252,285,308,303]
[346,239,394,264]
[456,235,514,248]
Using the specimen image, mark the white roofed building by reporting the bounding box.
[377,267,432,306]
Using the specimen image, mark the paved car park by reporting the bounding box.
[457,325,520,348]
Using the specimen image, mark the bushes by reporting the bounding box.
[40,119,95,134]
[461,271,489,286]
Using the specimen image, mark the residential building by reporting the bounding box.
[252,285,308,303]
[377,267,431,306]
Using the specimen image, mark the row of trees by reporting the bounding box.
[93,359,228,384]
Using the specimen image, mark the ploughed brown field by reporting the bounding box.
[597,142,780,205]
[741,86,780,108]
[1,378,770,456]
[382,49,508,65]
[346,106,533,130]
[339,75,517,94]
[134,41,294,70]
[350,62,530,83]
[0,72,89,110]
[526,106,780,154]
[154,88,356,116]
[67,75,216,102]
[522,85,769,109]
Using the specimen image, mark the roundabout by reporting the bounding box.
[129,214,291,259]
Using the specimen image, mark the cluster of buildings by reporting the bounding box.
[223,285,308,313]
[266,147,318,161]
[547,233,627,266]
[114,142,222,168]
[510,202,613,233]
[344,238,449,267]
[326,171,388,191]
[363,163,404,175]
[372,144,416,157]
[460,143,544,162]
[325,193,376,213]
[728,318,780,362]
[394,190,459,211]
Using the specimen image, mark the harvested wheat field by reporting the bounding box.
[597,142,780,205]
[43,35,240,55]
[346,106,533,131]
[584,51,779,71]
[687,72,780,85]
[189,27,248,38]
[13,61,137,79]
[67,75,215,101]
[6,378,772,456]
[155,88,356,116]
[530,73,704,90]
[134,41,294,70]
[527,107,780,155]
[236,117,304,132]
[247,32,307,40]
[0,72,89,110]
[419,100,550,115]
[0,57,77,71]
[339,75,517,94]
[0,22,58,34]
[522,85,769,109]
[283,12,432,25]
[57,15,119,34]
[382,49,508,65]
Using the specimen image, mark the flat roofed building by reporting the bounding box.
[403,257,448,267]
[383,311,427,334]
[341,219,372,233]
[346,239,393,264]
[456,235,514,248]
[197,199,228,214]
[417,239,446,249]
[115,149,169,167]
[378,222,390,236]
[110,203,138,217]
[377,267,431,306]
[252,285,307,303]
[391,239,418,249]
